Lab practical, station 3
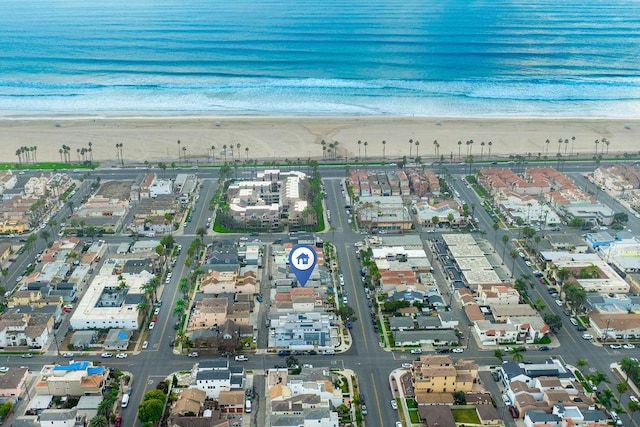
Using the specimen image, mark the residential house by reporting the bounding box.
[187,298,228,331]
[0,367,29,397]
[170,388,206,417]
[35,361,107,397]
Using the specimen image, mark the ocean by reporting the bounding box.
[1,0,639,117]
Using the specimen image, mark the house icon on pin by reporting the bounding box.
[296,252,310,265]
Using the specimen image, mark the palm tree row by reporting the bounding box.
[15,146,38,164]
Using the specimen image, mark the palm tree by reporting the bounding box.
[414,140,420,159]
[173,298,186,317]
[509,249,519,276]
[564,139,569,154]
[245,146,249,161]
[510,348,524,362]
[357,140,362,159]
[382,140,386,159]
[177,140,181,160]
[620,357,639,384]
[480,141,485,160]
[603,138,610,155]
[89,415,108,427]
[59,148,64,162]
[87,141,92,163]
[494,349,505,361]
[488,141,493,159]
[137,300,149,318]
[196,226,207,243]
[409,139,413,158]
[222,144,228,163]
[501,234,510,259]
[594,139,599,155]
[571,136,576,154]
[39,229,50,245]
[457,140,462,160]
[492,222,500,248]
[210,145,216,162]
[236,143,242,160]
[182,145,187,160]
[363,141,368,159]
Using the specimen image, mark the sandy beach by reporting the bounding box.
[1,116,638,164]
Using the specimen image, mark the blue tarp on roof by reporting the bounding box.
[87,367,104,375]
[54,361,89,371]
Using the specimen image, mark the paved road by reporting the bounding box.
[4,161,639,427]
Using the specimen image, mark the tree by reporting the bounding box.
[89,415,108,427]
[492,222,500,248]
[509,249,518,277]
[178,278,190,297]
[616,381,628,399]
[143,389,166,402]
[39,229,51,245]
[576,359,588,368]
[620,357,639,383]
[510,348,523,362]
[494,349,505,361]
[543,313,562,332]
[196,226,207,243]
[501,234,510,259]
[137,398,164,424]
[597,389,615,409]
[629,400,640,416]
[286,355,299,368]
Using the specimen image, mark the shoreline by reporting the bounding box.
[0,115,638,164]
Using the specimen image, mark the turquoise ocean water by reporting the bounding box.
[1,0,639,116]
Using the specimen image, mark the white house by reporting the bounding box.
[194,370,231,399]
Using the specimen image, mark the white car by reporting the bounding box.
[630,396,639,403]
[410,348,422,354]
[154,308,160,315]
[116,353,127,359]
[610,344,622,349]
[402,363,412,368]
[555,299,563,306]
[235,355,248,361]
[62,352,74,358]
[101,353,113,358]
[188,352,199,357]
[623,343,636,349]
[0,367,8,373]
[149,322,155,330]
[582,333,593,340]
[142,341,149,349]
[391,400,398,410]
[452,348,464,353]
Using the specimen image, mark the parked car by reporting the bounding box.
[116,353,128,359]
[361,404,368,415]
[582,333,593,340]
[142,341,148,349]
[235,355,248,361]
[451,348,464,353]
[101,353,113,358]
[410,348,422,354]
[610,344,622,349]
[62,352,74,358]
[539,346,550,351]
[391,400,398,410]
[21,353,33,358]
[188,352,199,357]
[149,322,155,330]
[508,406,520,418]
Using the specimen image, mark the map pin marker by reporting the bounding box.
[289,244,317,287]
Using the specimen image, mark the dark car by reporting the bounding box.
[277,350,291,356]
[576,326,587,332]
[437,348,450,354]
[508,406,520,418]
[539,346,550,351]
[491,371,500,382]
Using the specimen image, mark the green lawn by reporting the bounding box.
[452,408,481,424]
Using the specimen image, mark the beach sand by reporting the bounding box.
[1,116,638,164]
